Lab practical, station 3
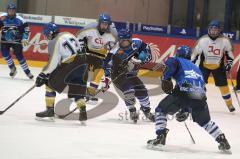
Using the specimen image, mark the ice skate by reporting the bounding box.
[9,66,17,78]
[35,107,55,121]
[129,107,139,123]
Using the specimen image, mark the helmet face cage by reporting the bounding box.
[118,29,132,49]
[208,26,221,38]
[7,3,16,17]
[208,20,221,38]
[43,23,59,40]
[98,13,111,32]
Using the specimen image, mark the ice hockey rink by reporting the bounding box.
[0,64,240,159]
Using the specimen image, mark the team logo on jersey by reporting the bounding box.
[94,37,104,45]
[184,70,203,80]
[3,26,19,41]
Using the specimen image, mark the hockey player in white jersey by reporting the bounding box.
[192,20,235,112]
[76,13,117,100]
[35,23,87,122]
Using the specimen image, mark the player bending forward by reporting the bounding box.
[105,29,154,123]
[35,23,87,122]
[76,13,117,101]
[147,46,231,152]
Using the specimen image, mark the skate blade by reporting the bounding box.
[80,121,87,126]
[35,116,55,122]
[146,143,165,151]
[10,72,17,78]
[133,120,138,124]
[220,149,232,155]
[90,97,98,101]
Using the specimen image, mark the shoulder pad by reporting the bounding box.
[0,13,7,20]
[16,15,26,23]
[83,22,98,30]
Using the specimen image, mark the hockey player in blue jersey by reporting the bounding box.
[0,3,33,79]
[147,46,231,152]
[104,29,154,123]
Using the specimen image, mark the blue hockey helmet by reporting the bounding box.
[7,3,16,10]
[118,29,132,40]
[98,13,112,25]
[7,3,16,17]
[43,22,59,40]
[118,29,132,49]
[208,20,221,39]
[175,45,192,60]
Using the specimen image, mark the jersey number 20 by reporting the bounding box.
[208,46,220,55]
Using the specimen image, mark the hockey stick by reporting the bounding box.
[229,72,240,107]
[57,66,130,119]
[0,85,36,115]
[0,40,47,46]
[184,122,196,144]
[57,88,106,119]
[140,63,165,71]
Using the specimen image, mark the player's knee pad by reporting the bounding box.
[45,86,56,107]
[45,86,56,97]
[45,91,56,97]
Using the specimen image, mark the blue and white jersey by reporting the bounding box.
[104,38,151,76]
[163,57,205,98]
[0,13,29,42]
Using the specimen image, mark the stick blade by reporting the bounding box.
[0,111,5,115]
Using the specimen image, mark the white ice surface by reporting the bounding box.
[0,64,240,159]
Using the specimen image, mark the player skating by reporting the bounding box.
[147,46,231,153]
[35,23,87,124]
[105,29,154,123]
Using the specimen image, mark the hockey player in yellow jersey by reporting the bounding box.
[76,13,117,99]
[192,20,235,112]
[35,23,88,122]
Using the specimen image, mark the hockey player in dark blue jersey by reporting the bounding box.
[104,29,154,123]
[0,3,33,79]
[147,46,231,152]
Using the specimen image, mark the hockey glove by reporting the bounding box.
[225,60,233,72]
[176,108,189,122]
[35,72,49,87]
[21,39,29,47]
[102,77,111,92]
[161,79,173,94]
